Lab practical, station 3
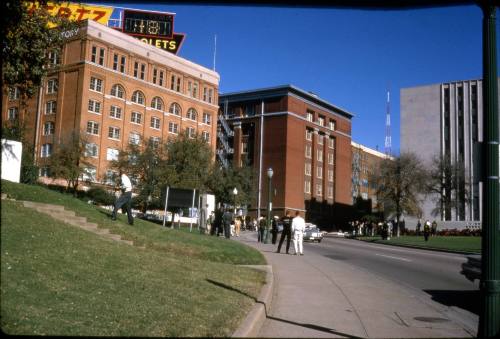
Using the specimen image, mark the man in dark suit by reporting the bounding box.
[222,207,233,239]
[276,210,293,254]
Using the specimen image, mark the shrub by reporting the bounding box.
[85,187,115,206]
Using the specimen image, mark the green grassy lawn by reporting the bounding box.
[1,180,266,336]
[356,235,481,254]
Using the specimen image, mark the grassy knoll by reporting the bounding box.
[1,181,266,336]
[355,235,481,254]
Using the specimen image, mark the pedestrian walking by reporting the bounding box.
[276,210,293,254]
[423,220,431,242]
[212,206,223,236]
[234,216,241,237]
[222,208,233,239]
[431,220,438,236]
[292,211,305,255]
[111,172,134,225]
[271,216,279,244]
[416,219,422,236]
[258,215,266,242]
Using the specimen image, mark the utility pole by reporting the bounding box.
[478,2,500,338]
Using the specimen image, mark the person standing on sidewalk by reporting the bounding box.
[111,172,134,225]
[423,220,431,242]
[234,216,241,237]
[222,207,233,239]
[258,215,266,242]
[292,211,305,255]
[276,210,293,254]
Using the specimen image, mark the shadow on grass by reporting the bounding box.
[424,290,480,315]
[206,278,364,338]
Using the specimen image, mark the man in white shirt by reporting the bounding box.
[291,211,306,255]
[112,172,134,225]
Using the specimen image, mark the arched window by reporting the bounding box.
[131,90,145,105]
[151,97,164,110]
[110,84,125,99]
[186,108,197,121]
[169,102,181,116]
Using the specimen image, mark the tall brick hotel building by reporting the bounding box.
[2,19,219,184]
[218,86,353,227]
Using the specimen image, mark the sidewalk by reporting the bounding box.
[235,231,477,338]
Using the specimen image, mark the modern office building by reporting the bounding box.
[2,19,220,185]
[218,85,354,228]
[351,141,389,213]
[401,78,500,225]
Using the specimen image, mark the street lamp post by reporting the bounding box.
[232,187,238,216]
[265,167,273,244]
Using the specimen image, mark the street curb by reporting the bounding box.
[232,264,273,338]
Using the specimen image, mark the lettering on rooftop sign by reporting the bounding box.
[27,1,113,27]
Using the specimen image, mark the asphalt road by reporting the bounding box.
[302,236,480,315]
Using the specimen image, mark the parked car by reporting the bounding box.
[303,227,323,242]
[461,254,481,282]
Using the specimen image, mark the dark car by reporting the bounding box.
[461,255,481,282]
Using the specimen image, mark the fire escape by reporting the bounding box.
[216,100,234,168]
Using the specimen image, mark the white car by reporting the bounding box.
[303,227,323,242]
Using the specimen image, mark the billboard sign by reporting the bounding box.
[27,1,113,26]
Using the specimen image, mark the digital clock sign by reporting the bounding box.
[122,10,174,39]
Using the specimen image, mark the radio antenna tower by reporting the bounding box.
[384,89,392,157]
[213,34,217,71]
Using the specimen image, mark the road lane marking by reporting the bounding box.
[375,254,412,262]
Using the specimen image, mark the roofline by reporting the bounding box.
[220,84,354,119]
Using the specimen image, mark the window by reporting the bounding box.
[105,170,117,184]
[329,119,336,130]
[86,121,99,135]
[110,84,124,98]
[186,108,197,121]
[40,166,51,177]
[318,134,324,145]
[187,127,196,138]
[140,63,146,80]
[120,56,126,73]
[153,68,158,84]
[98,47,105,66]
[85,143,98,158]
[47,79,58,94]
[328,169,333,182]
[149,137,160,149]
[203,87,208,101]
[7,107,18,120]
[208,89,214,103]
[91,46,97,63]
[242,141,248,153]
[108,126,120,140]
[151,97,164,110]
[88,99,101,114]
[150,116,160,129]
[48,50,59,66]
[328,186,334,199]
[41,143,52,157]
[202,112,211,125]
[317,149,323,162]
[106,148,119,161]
[171,74,181,92]
[306,110,313,122]
[305,163,311,176]
[159,70,164,86]
[328,153,334,165]
[113,53,119,71]
[168,122,178,134]
[109,105,122,119]
[318,115,325,127]
[169,102,181,116]
[131,111,142,124]
[46,100,57,114]
[202,131,210,142]
[129,132,140,145]
[304,180,311,194]
[8,87,20,100]
[305,145,312,158]
[133,61,139,78]
[188,81,198,98]
[43,122,55,135]
[317,166,323,179]
[328,137,335,149]
[316,183,323,196]
[131,90,145,105]
[305,128,313,141]
[89,77,103,92]
[82,166,96,182]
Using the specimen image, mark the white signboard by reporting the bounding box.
[1,139,22,183]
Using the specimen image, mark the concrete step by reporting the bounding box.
[38,209,76,218]
[23,201,65,211]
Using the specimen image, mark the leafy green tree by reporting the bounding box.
[207,163,256,207]
[370,152,426,237]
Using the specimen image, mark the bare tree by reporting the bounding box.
[425,153,471,220]
[370,152,426,237]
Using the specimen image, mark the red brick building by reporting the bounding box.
[2,19,219,186]
[218,85,353,228]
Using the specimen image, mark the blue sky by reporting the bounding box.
[96,2,497,154]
